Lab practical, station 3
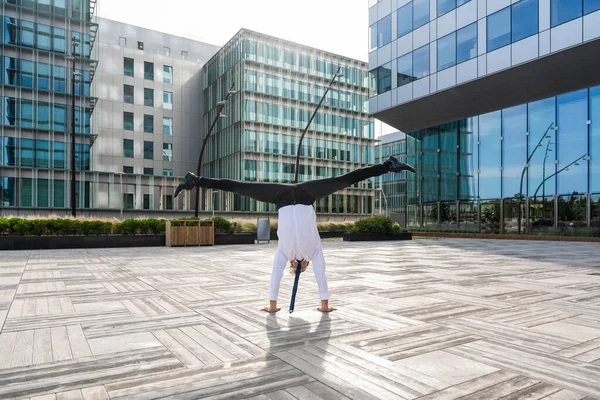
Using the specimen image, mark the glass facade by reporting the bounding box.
[1,1,98,209]
[403,85,600,233]
[203,31,375,215]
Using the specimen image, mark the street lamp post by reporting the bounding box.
[293,66,343,183]
[194,83,236,217]
[116,172,124,220]
[517,122,554,234]
[66,36,81,217]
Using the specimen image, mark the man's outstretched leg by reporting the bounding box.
[261,247,288,313]
[298,156,416,202]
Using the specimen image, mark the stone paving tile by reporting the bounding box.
[0,239,599,399]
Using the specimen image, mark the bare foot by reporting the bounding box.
[261,307,281,313]
[317,306,336,312]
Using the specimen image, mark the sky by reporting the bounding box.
[97,0,370,62]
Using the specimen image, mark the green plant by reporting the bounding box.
[12,220,32,236]
[270,222,278,233]
[350,216,404,235]
[0,218,10,234]
[211,216,233,234]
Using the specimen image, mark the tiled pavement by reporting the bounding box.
[1,239,600,399]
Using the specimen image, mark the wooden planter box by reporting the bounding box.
[343,232,413,242]
[166,220,214,247]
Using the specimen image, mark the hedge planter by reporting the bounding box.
[215,233,256,245]
[343,232,413,242]
[413,231,600,243]
[0,235,165,251]
[269,231,346,240]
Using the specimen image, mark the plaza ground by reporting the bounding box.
[0,239,600,399]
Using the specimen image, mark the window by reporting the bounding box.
[163,65,173,84]
[512,0,539,43]
[123,165,133,173]
[124,58,134,77]
[123,193,134,209]
[123,139,134,158]
[378,14,392,48]
[397,3,413,38]
[123,112,134,131]
[143,114,154,133]
[37,63,51,91]
[163,46,170,56]
[456,23,477,64]
[413,44,430,78]
[119,37,126,47]
[144,88,154,107]
[163,91,173,110]
[163,169,173,177]
[181,50,188,60]
[37,24,51,50]
[414,0,430,30]
[124,84,134,103]
[551,0,582,27]
[397,53,413,87]
[143,141,153,159]
[438,0,470,17]
[143,194,152,209]
[377,63,392,94]
[163,117,173,135]
[137,41,144,50]
[585,0,600,14]
[53,27,66,53]
[143,168,153,176]
[21,21,34,47]
[487,7,510,52]
[144,61,154,80]
[437,32,456,71]
[163,143,173,161]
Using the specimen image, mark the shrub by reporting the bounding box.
[0,218,10,234]
[270,222,278,233]
[12,220,32,236]
[350,216,404,235]
[211,216,233,234]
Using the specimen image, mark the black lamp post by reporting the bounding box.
[67,36,80,217]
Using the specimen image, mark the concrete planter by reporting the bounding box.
[343,232,413,242]
[268,231,346,240]
[0,235,165,251]
[214,233,256,245]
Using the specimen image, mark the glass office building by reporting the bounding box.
[374,131,408,222]
[202,29,376,216]
[1,0,98,209]
[369,0,600,232]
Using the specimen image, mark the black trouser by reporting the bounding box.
[197,163,388,209]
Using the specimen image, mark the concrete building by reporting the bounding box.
[368,0,600,232]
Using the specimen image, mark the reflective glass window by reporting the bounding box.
[479,111,502,199]
[123,84,134,104]
[2,57,18,86]
[124,57,134,77]
[437,32,456,71]
[21,20,34,47]
[37,62,50,91]
[143,114,153,133]
[528,97,556,196]
[397,2,412,38]
[502,105,527,198]
[163,91,173,110]
[457,23,477,64]
[123,166,133,173]
[591,86,600,192]
[144,141,153,160]
[413,44,430,78]
[123,139,133,158]
[163,65,173,84]
[53,65,66,92]
[37,24,51,50]
[21,138,34,167]
[37,102,50,130]
[585,0,600,14]
[557,89,588,195]
[163,117,173,135]
[378,14,392,48]
[21,100,34,128]
[438,0,455,16]
[37,140,50,169]
[3,17,18,45]
[37,179,49,208]
[512,0,538,42]
[144,61,153,80]
[144,88,154,107]
[551,0,582,27]
[143,168,153,176]
[123,112,134,131]
[53,141,65,169]
[377,63,392,93]
[488,7,511,51]
[20,60,34,88]
[414,0,430,29]
[163,143,173,161]
[397,53,413,87]
[53,27,66,53]
[53,103,66,131]
[20,178,33,207]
